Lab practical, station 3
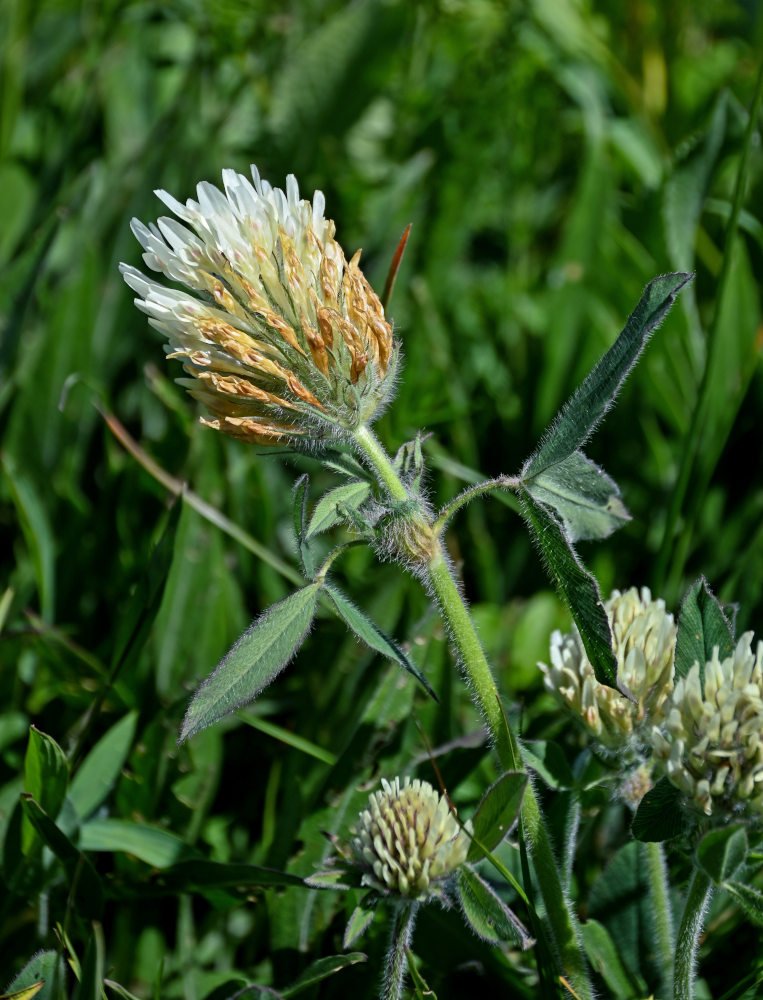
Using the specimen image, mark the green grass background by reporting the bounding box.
[1,0,762,996]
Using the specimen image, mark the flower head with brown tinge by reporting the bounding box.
[652,633,763,820]
[120,167,397,445]
[350,777,470,899]
[539,587,677,749]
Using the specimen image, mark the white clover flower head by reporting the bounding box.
[651,633,763,820]
[120,167,397,446]
[350,777,470,899]
[539,587,677,748]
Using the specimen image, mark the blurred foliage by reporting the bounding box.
[1,0,762,996]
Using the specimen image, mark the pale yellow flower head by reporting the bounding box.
[652,633,763,819]
[350,777,470,899]
[539,587,677,748]
[121,167,396,445]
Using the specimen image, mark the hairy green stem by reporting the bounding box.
[352,424,593,1000]
[383,902,419,1000]
[643,841,675,999]
[674,867,712,1000]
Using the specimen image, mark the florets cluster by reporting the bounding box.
[652,633,763,819]
[539,587,677,749]
[121,167,396,445]
[350,777,470,899]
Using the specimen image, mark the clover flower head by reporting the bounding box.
[120,166,397,445]
[652,632,763,819]
[349,777,470,899]
[539,587,677,748]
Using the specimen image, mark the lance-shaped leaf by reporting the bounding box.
[524,450,630,543]
[675,576,735,685]
[722,881,763,928]
[306,481,372,538]
[343,892,378,947]
[180,584,320,741]
[324,584,437,699]
[279,953,367,998]
[457,867,535,950]
[23,727,68,855]
[467,771,527,863]
[292,474,314,578]
[524,272,692,478]
[518,488,617,688]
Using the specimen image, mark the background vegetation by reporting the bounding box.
[1,0,762,996]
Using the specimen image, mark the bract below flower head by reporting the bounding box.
[120,167,397,445]
[652,633,763,820]
[350,777,470,899]
[539,587,677,749]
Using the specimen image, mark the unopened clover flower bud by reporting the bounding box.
[539,587,677,749]
[651,633,763,819]
[120,167,397,446]
[350,777,470,899]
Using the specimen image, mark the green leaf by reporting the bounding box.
[278,953,367,997]
[159,859,304,891]
[675,576,735,685]
[521,740,575,790]
[323,583,436,699]
[1,455,56,622]
[23,727,68,854]
[405,950,437,1000]
[306,480,371,538]
[696,825,748,885]
[73,924,105,1000]
[19,796,103,919]
[524,450,631,543]
[103,982,144,1000]
[69,711,137,820]
[79,817,196,868]
[343,892,378,946]
[722,880,763,927]
[518,489,617,688]
[2,951,66,1000]
[631,777,691,842]
[457,866,534,949]
[180,583,320,742]
[524,272,692,477]
[467,771,527,863]
[303,869,359,890]
[581,919,644,999]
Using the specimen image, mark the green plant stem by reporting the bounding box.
[654,56,763,593]
[383,902,419,1000]
[674,867,712,1000]
[644,841,675,999]
[352,423,593,1000]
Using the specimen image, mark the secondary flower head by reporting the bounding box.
[652,633,763,819]
[539,587,677,749]
[350,777,470,899]
[120,167,397,445]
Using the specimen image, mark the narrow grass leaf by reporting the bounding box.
[307,481,371,538]
[20,796,103,919]
[631,777,690,842]
[404,949,437,1000]
[69,712,137,820]
[581,919,644,999]
[159,859,304,890]
[79,817,196,867]
[73,924,105,1000]
[278,953,367,997]
[524,450,630,542]
[518,489,616,688]
[696,825,748,885]
[343,892,378,947]
[2,455,56,621]
[721,881,763,927]
[521,741,575,790]
[457,866,535,949]
[23,727,68,854]
[524,272,692,477]
[675,576,735,684]
[467,771,527,862]
[180,583,320,742]
[324,584,436,698]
